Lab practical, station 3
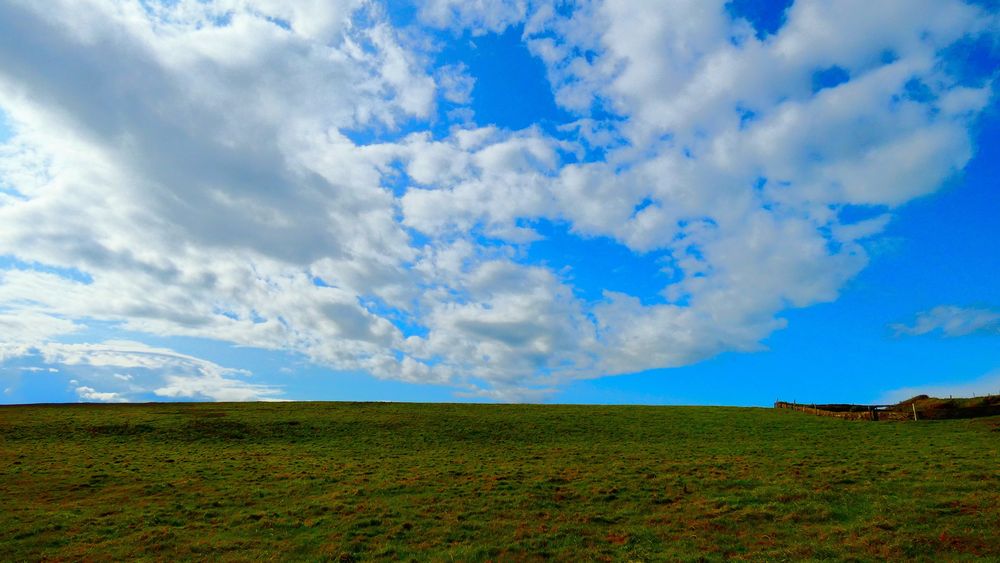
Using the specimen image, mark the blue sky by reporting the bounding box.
[0,0,997,405]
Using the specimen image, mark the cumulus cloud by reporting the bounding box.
[75,386,127,403]
[892,306,1000,337]
[436,63,476,105]
[0,0,995,400]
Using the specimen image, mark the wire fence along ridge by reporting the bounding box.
[773,396,1000,421]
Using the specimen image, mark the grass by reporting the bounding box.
[1,402,998,561]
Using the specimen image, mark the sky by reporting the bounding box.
[0,0,998,406]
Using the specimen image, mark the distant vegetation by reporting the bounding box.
[776,394,1000,421]
[1,403,998,560]
[895,394,1000,419]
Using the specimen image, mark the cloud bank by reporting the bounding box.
[0,0,996,400]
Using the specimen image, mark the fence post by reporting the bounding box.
[912,403,918,421]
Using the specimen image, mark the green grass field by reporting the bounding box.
[1,402,998,560]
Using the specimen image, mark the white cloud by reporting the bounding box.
[154,373,282,402]
[0,0,995,401]
[0,309,81,345]
[227,0,362,41]
[3,340,282,402]
[436,63,476,105]
[892,306,1000,337]
[416,0,529,35]
[75,386,126,403]
[398,127,563,240]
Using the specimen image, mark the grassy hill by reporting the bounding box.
[1,402,998,560]
[894,394,1000,420]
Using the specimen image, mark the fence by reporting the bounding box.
[775,397,1000,421]
[773,401,912,421]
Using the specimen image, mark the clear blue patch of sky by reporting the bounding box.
[520,218,678,305]
[0,109,20,198]
[385,2,417,28]
[726,0,795,40]
[812,66,850,93]
[901,78,936,104]
[435,24,574,133]
[836,203,889,225]
[0,107,10,142]
[346,13,573,145]
[0,256,94,284]
[940,29,1000,87]
[359,295,429,338]
[0,362,77,404]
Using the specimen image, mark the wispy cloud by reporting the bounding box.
[892,305,1000,337]
[2,340,282,402]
